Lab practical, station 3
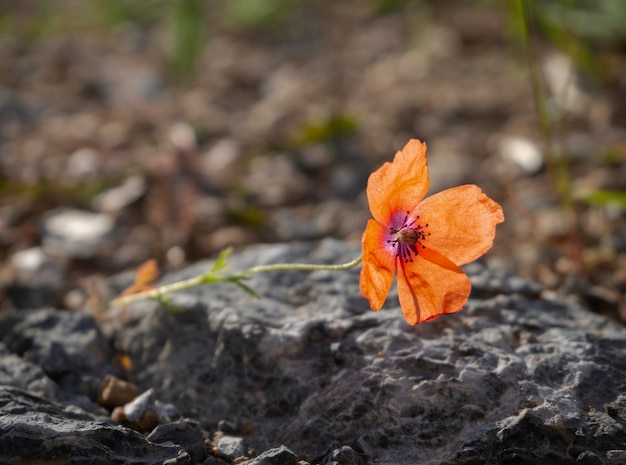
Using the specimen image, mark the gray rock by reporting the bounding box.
[200,457,219,465]
[217,434,245,460]
[3,308,113,377]
[239,445,298,465]
[2,308,116,412]
[0,386,190,465]
[2,239,626,464]
[147,420,207,464]
[108,238,626,464]
[0,343,58,399]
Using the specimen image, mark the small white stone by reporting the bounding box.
[43,208,114,258]
[92,175,146,214]
[498,136,544,175]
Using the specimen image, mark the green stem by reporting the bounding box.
[518,0,572,208]
[109,255,362,308]
[517,0,585,274]
[238,255,363,276]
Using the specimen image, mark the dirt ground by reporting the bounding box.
[0,1,624,321]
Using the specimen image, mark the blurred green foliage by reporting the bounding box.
[221,0,294,30]
[583,190,626,211]
[229,205,266,227]
[0,1,72,40]
[0,177,110,208]
[3,1,626,83]
[97,0,166,28]
[169,0,206,82]
[372,0,411,15]
[508,0,626,78]
[297,114,358,145]
[536,0,626,41]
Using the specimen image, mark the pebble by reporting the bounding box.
[112,388,160,432]
[92,175,146,214]
[97,374,141,408]
[201,138,242,188]
[326,445,364,465]
[42,208,114,259]
[217,435,246,460]
[7,247,66,309]
[498,135,543,175]
[67,147,100,179]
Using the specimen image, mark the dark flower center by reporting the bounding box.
[388,212,429,262]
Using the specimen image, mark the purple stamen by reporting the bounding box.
[387,211,430,263]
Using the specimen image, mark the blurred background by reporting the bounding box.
[0,0,624,319]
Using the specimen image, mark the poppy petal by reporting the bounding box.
[360,219,395,310]
[417,185,504,266]
[366,139,429,224]
[396,247,471,325]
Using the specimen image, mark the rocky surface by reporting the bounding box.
[2,239,626,464]
[0,387,192,465]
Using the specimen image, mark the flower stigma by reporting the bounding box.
[387,211,429,263]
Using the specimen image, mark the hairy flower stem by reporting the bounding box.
[109,255,362,308]
[238,256,363,276]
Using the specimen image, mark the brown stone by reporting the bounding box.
[97,374,141,408]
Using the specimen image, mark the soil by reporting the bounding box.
[0,1,624,320]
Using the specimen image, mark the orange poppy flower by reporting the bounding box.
[360,139,504,325]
